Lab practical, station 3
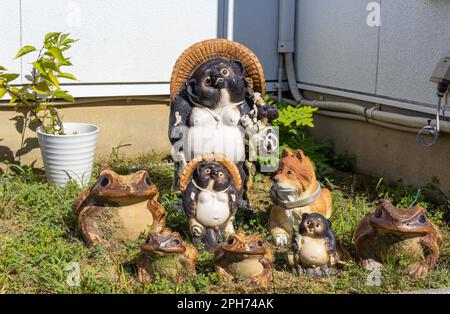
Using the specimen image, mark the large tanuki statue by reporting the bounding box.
[168,39,278,208]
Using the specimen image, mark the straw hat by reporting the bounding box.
[170,38,266,101]
[179,153,242,192]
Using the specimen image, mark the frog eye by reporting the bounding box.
[204,77,212,86]
[145,175,152,186]
[257,240,263,247]
[227,237,235,245]
[221,68,229,76]
[100,177,110,187]
[205,168,211,174]
[418,215,426,224]
[172,239,181,246]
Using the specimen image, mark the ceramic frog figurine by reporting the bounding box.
[74,165,166,248]
[214,230,274,288]
[137,229,198,283]
[355,199,442,277]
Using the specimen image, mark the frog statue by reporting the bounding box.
[137,228,198,284]
[355,199,442,277]
[179,153,242,251]
[168,38,279,208]
[214,230,274,288]
[74,165,166,248]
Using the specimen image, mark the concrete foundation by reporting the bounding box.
[0,98,172,166]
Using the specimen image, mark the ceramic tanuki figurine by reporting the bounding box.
[287,213,350,277]
[355,199,442,277]
[168,38,278,206]
[137,229,198,284]
[269,148,332,246]
[214,230,274,288]
[74,165,166,248]
[180,153,242,251]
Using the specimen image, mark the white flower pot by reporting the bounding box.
[36,122,99,187]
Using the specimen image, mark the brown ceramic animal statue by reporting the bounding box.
[214,230,274,288]
[287,213,350,277]
[270,148,332,246]
[137,229,198,283]
[355,199,442,277]
[74,165,166,248]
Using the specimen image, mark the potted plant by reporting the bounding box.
[0,32,99,186]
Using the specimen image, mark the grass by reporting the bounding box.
[0,154,448,294]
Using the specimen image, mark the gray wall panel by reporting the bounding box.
[295,0,379,94]
[376,0,450,106]
[0,1,21,82]
[232,0,279,81]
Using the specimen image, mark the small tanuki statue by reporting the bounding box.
[179,153,242,251]
[269,148,332,246]
[137,228,198,284]
[214,230,274,288]
[168,38,279,208]
[287,213,350,277]
[74,165,166,248]
[355,199,442,277]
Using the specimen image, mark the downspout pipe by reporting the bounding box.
[277,0,295,101]
[278,1,450,135]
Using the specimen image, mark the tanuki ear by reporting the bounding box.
[301,213,309,221]
[294,149,305,160]
[327,219,332,229]
[281,147,292,158]
[231,60,244,78]
[187,78,199,99]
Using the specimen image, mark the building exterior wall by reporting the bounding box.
[312,114,450,194]
[296,0,450,107]
[0,99,172,166]
[303,91,450,194]
[0,0,280,97]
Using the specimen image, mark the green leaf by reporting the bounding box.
[15,45,36,59]
[57,73,77,80]
[33,61,45,74]
[33,81,50,94]
[3,73,20,82]
[45,32,61,42]
[0,65,6,71]
[48,72,60,88]
[53,90,74,102]
[47,47,65,63]
[0,87,7,98]
[41,59,60,72]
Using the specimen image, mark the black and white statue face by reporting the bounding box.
[187,58,246,109]
[193,162,231,191]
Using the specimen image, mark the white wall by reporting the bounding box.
[1,0,280,97]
